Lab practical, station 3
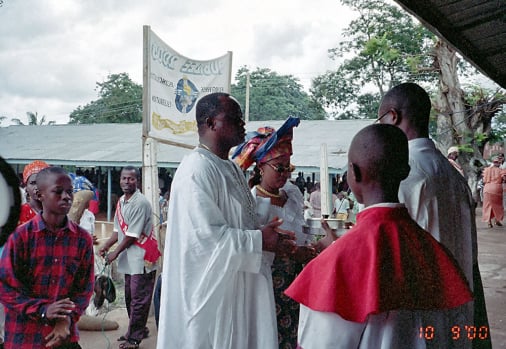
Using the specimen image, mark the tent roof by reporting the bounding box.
[394,0,506,88]
[0,120,372,173]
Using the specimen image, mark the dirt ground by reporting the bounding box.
[81,209,506,349]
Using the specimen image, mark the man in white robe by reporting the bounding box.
[378,82,491,349]
[156,93,295,349]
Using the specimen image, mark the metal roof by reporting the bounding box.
[0,119,372,173]
[394,0,506,88]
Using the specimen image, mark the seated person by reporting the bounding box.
[285,124,473,348]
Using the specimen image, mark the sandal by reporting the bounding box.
[118,329,148,342]
[119,339,140,349]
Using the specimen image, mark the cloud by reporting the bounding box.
[0,0,353,124]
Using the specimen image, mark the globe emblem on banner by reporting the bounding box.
[175,77,199,113]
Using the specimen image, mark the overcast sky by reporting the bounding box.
[0,0,357,125]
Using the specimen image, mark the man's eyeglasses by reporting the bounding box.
[266,163,295,173]
[375,110,391,124]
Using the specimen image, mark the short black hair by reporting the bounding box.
[350,124,410,182]
[195,92,231,126]
[36,166,69,188]
[381,82,431,130]
[121,166,140,179]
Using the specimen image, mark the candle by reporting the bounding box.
[320,143,330,217]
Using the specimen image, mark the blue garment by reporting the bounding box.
[69,173,98,200]
[232,116,300,162]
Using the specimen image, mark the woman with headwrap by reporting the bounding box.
[233,117,317,348]
[18,160,50,225]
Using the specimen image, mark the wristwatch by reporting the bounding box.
[40,306,50,324]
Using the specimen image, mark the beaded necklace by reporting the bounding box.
[255,184,281,198]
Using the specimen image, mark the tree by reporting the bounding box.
[69,73,142,124]
[311,0,506,201]
[231,67,327,121]
[430,41,506,200]
[11,111,55,126]
[310,0,436,119]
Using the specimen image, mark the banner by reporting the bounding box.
[142,26,232,147]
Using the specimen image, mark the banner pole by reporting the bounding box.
[142,25,151,138]
[141,25,161,248]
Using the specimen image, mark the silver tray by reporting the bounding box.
[303,218,347,235]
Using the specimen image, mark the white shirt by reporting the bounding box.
[399,138,487,349]
[114,190,157,275]
[253,181,307,245]
[334,197,350,214]
[156,148,278,349]
[79,208,95,234]
[298,304,471,349]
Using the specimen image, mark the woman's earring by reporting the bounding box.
[259,170,264,176]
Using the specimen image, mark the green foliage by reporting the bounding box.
[69,73,142,124]
[11,112,55,126]
[311,0,436,119]
[491,110,506,140]
[231,66,327,121]
[357,93,381,119]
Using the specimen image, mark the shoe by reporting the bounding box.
[488,222,493,228]
[496,221,503,226]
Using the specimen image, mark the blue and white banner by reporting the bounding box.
[142,26,232,146]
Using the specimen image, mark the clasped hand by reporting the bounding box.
[44,298,74,347]
[261,217,297,254]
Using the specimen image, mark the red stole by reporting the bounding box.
[115,198,161,265]
[285,206,473,323]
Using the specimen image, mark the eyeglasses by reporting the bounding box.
[266,163,295,173]
[375,110,391,124]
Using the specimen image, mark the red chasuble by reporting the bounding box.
[285,205,473,323]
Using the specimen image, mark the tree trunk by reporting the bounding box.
[432,40,484,202]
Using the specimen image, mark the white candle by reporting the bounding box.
[320,143,330,217]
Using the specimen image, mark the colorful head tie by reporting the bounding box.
[232,116,300,170]
[22,160,50,184]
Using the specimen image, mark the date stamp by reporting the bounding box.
[419,325,489,341]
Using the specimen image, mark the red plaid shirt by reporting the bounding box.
[0,213,94,349]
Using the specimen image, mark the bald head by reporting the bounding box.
[379,82,431,139]
[348,124,410,205]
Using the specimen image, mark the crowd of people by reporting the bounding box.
[0,85,495,349]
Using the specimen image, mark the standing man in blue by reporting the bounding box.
[99,166,160,349]
[378,82,491,349]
